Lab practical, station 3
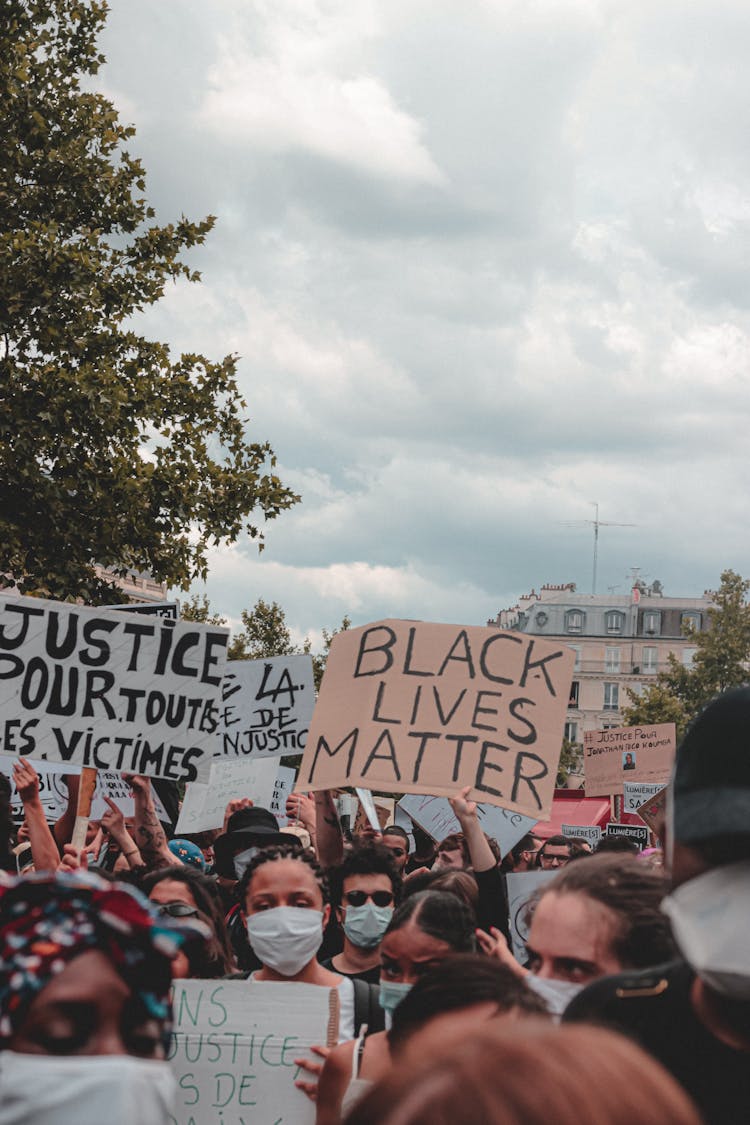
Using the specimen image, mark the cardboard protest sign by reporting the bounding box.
[0,759,167,822]
[269,765,297,828]
[398,792,537,858]
[583,723,676,797]
[0,595,228,782]
[298,621,574,820]
[636,785,669,839]
[605,821,649,848]
[506,870,556,962]
[175,757,278,834]
[218,656,315,760]
[168,980,337,1125]
[561,823,602,845]
[623,781,666,814]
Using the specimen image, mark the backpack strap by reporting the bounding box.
[352,978,385,1035]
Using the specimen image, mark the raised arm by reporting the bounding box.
[313,790,343,868]
[13,759,61,872]
[125,774,175,869]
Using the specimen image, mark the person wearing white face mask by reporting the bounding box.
[320,843,401,985]
[478,854,676,1016]
[0,869,206,1125]
[566,686,750,1124]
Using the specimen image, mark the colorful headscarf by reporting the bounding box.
[0,870,204,1048]
[167,838,207,871]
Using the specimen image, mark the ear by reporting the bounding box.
[322,903,332,929]
[334,904,344,928]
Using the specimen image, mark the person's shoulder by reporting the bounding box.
[564,960,691,1023]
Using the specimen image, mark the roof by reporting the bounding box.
[533,790,611,838]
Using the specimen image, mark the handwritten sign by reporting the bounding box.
[623,781,666,813]
[175,758,279,834]
[583,723,676,797]
[561,823,602,844]
[269,766,297,828]
[0,595,228,782]
[398,793,537,858]
[218,656,315,759]
[605,821,649,847]
[168,980,337,1125]
[298,621,573,820]
[505,870,556,962]
[635,785,669,839]
[0,759,167,822]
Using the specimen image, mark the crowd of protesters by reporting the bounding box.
[1,686,750,1123]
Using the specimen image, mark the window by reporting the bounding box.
[569,680,580,707]
[642,646,658,674]
[605,646,620,673]
[643,611,661,636]
[566,610,584,634]
[605,611,625,635]
[604,682,619,710]
[682,647,697,667]
[681,612,701,634]
[564,721,579,743]
[567,644,581,671]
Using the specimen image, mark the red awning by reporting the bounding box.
[533,790,611,838]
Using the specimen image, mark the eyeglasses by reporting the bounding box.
[344,890,394,908]
[156,902,200,918]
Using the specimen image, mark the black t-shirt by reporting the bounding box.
[564,960,750,1125]
[319,957,381,985]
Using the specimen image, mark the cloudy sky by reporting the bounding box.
[98,0,750,644]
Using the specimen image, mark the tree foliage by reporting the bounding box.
[623,569,750,737]
[0,0,298,603]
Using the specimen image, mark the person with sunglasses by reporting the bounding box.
[322,843,402,984]
[141,866,235,979]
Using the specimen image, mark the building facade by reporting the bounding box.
[488,581,714,744]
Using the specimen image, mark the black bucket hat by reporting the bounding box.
[213,807,289,878]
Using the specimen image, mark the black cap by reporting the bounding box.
[213,807,289,878]
[673,685,750,844]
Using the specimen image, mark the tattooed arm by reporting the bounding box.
[314,790,343,868]
[124,774,176,869]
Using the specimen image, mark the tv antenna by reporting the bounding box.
[558,503,636,594]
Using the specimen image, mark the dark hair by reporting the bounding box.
[530,854,676,969]
[438,833,470,865]
[389,954,547,1051]
[595,836,640,856]
[140,865,234,976]
[328,842,401,910]
[386,890,475,952]
[538,834,571,852]
[429,870,479,915]
[383,825,409,845]
[238,844,329,905]
[511,833,541,862]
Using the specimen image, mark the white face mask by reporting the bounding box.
[0,1052,176,1125]
[246,906,324,977]
[526,974,585,1017]
[662,859,750,999]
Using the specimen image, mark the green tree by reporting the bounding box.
[0,1,298,604]
[228,598,300,661]
[556,737,582,787]
[312,616,351,691]
[623,569,750,735]
[179,594,227,628]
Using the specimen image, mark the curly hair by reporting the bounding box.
[328,841,402,909]
[238,843,329,905]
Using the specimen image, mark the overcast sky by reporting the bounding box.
[99,0,750,644]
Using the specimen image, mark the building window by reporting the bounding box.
[564,721,578,743]
[681,612,701,634]
[642,646,658,674]
[682,647,697,667]
[605,611,625,635]
[565,610,584,634]
[569,681,580,707]
[567,644,581,671]
[604,682,619,710]
[605,646,621,673]
[643,611,661,636]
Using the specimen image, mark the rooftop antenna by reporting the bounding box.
[558,503,636,594]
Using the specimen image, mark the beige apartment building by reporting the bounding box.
[489,581,714,744]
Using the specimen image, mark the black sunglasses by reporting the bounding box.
[344,890,394,908]
[156,902,200,918]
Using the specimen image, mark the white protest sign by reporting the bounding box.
[506,870,556,962]
[398,793,537,858]
[0,595,228,782]
[561,823,602,845]
[269,766,297,828]
[168,980,337,1125]
[623,781,666,813]
[0,759,166,822]
[219,656,315,759]
[175,757,279,834]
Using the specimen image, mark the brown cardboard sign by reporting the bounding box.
[636,785,669,840]
[583,723,676,797]
[297,620,574,820]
